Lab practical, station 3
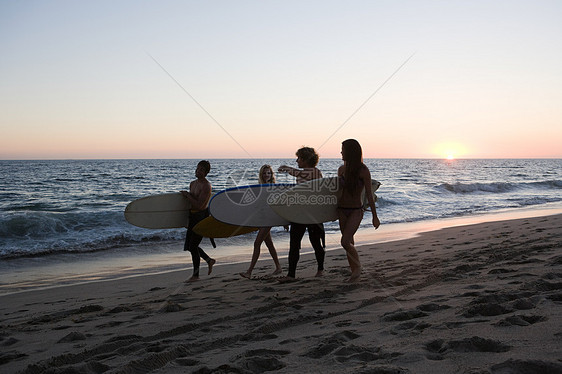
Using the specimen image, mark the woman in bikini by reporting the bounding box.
[239,165,282,279]
[337,139,380,282]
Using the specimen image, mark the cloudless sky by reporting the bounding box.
[1,0,561,159]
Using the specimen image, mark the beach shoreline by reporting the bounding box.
[1,203,561,297]
[1,212,561,373]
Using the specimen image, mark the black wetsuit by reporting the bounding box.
[287,223,325,278]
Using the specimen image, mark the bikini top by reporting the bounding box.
[339,175,364,191]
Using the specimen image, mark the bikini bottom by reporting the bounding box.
[337,206,363,218]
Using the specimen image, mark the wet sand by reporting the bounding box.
[1,214,561,373]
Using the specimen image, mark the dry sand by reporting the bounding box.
[1,214,561,374]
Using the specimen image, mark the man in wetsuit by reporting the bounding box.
[278,147,326,281]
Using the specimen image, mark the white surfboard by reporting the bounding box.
[268,177,381,224]
[209,184,294,227]
[124,193,190,229]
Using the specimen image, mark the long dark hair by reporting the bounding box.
[342,139,363,193]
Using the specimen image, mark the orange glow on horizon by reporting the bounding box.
[432,142,468,160]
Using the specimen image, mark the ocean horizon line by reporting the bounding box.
[1,157,561,162]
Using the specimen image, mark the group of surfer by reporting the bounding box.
[180,139,380,283]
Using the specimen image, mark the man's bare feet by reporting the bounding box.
[186,276,200,283]
[315,270,324,277]
[208,259,216,275]
[239,271,251,279]
[277,276,297,284]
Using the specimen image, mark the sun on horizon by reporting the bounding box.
[433,142,468,160]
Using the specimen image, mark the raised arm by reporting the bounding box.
[278,166,322,183]
[278,165,298,177]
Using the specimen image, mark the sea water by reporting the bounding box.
[0,159,561,292]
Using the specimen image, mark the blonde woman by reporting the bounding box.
[239,165,282,279]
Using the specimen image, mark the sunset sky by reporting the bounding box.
[1,1,561,159]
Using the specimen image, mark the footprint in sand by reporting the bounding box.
[333,345,402,363]
[174,358,199,367]
[301,330,361,359]
[334,320,353,327]
[416,303,451,312]
[230,349,290,372]
[494,314,547,327]
[57,331,87,343]
[391,321,432,335]
[489,359,562,374]
[0,351,28,365]
[158,302,185,313]
[425,336,510,360]
[461,291,539,318]
[381,308,428,322]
